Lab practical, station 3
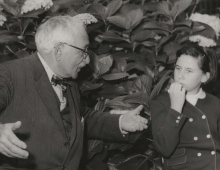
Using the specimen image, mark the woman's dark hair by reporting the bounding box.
[176,44,218,85]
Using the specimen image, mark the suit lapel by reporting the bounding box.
[31,53,66,135]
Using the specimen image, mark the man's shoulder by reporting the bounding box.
[0,53,39,72]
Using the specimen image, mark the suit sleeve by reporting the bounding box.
[150,99,187,158]
[74,87,127,142]
[217,101,220,136]
[0,64,13,114]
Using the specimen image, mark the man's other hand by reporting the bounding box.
[0,121,29,159]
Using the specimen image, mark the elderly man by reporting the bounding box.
[0,16,148,170]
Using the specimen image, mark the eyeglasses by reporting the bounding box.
[60,42,89,61]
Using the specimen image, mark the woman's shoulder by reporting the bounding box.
[203,93,220,107]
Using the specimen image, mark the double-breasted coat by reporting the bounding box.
[150,92,220,170]
[0,53,127,170]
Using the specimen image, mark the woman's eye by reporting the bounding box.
[175,67,180,70]
[186,70,192,73]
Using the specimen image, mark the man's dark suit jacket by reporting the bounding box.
[0,53,127,170]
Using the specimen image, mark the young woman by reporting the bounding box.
[150,44,220,170]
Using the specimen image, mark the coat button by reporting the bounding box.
[177,116,181,120]
[176,120,179,123]
[202,115,206,119]
[211,151,215,155]
[194,137,198,141]
[189,118,193,122]
[207,134,211,138]
[197,153,202,156]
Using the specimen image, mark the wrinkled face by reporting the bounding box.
[55,29,90,79]
[174,54,210,95]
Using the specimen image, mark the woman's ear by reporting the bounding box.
[54,43,62,61]
[202,72,210,83]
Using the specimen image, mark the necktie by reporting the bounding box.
[51,75,70,91]
[51,75,72,137]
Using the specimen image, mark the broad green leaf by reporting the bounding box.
[197,0,203,4]
[174,20,192,27]
[143,2,157,12]
[80,81,103,93]
[52,0,84,8]
[131,75,153,95]
[87,140,104,160]
[150,70,173,101]
[172,26,191,33]
[107,143,132,152]
[118,4,139,15]
[141,41,155,47]
[98,54,113,75]
[89,52,102,78]
[154,54,168,63]
[156,35,172,51]
[176,34,189,44]
[191,22,216,39]
[0,30,13,36]
[107,15,129,29]
[123,92,150,108]
[26,42,36,49]
[142,21,170,32]
[98,31,128,42]
[114,57,127,72]
[102,72,129,80]
[125,63,135,72]
[99,85,127,99]
[0,35,20,44]
[119,81,134,93]
[17,0,25,5]
[20,9,46,18]
[88,3,106,18]
[163,42,182,63]
[131,30,155,42]
[15,49,29,59]
[106,0,122,17]
[105,96,135,110]
[22,19,33,34]
[127,9,144,30]
[94,98,110,111]
[153,1,172,19]
[0,1,20,16]
[3,0,17,7]
[170,0,193,21]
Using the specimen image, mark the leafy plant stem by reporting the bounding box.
[18,18,22,35]
[190,4,198,18]
[6,45,15,54]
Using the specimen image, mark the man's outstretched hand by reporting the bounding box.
[111,105,148,132]
[0,121,29,159]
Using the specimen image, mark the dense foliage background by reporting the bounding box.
[0,0,220,169]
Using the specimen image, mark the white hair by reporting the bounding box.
[35,15,86,54]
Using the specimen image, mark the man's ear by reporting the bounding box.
[202,72,210,83]
[54,43,62,61]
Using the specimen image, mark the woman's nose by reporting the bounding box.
[178,70,185,79]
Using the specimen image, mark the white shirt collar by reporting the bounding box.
[186,88,206,106]
[37,52,56,82]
